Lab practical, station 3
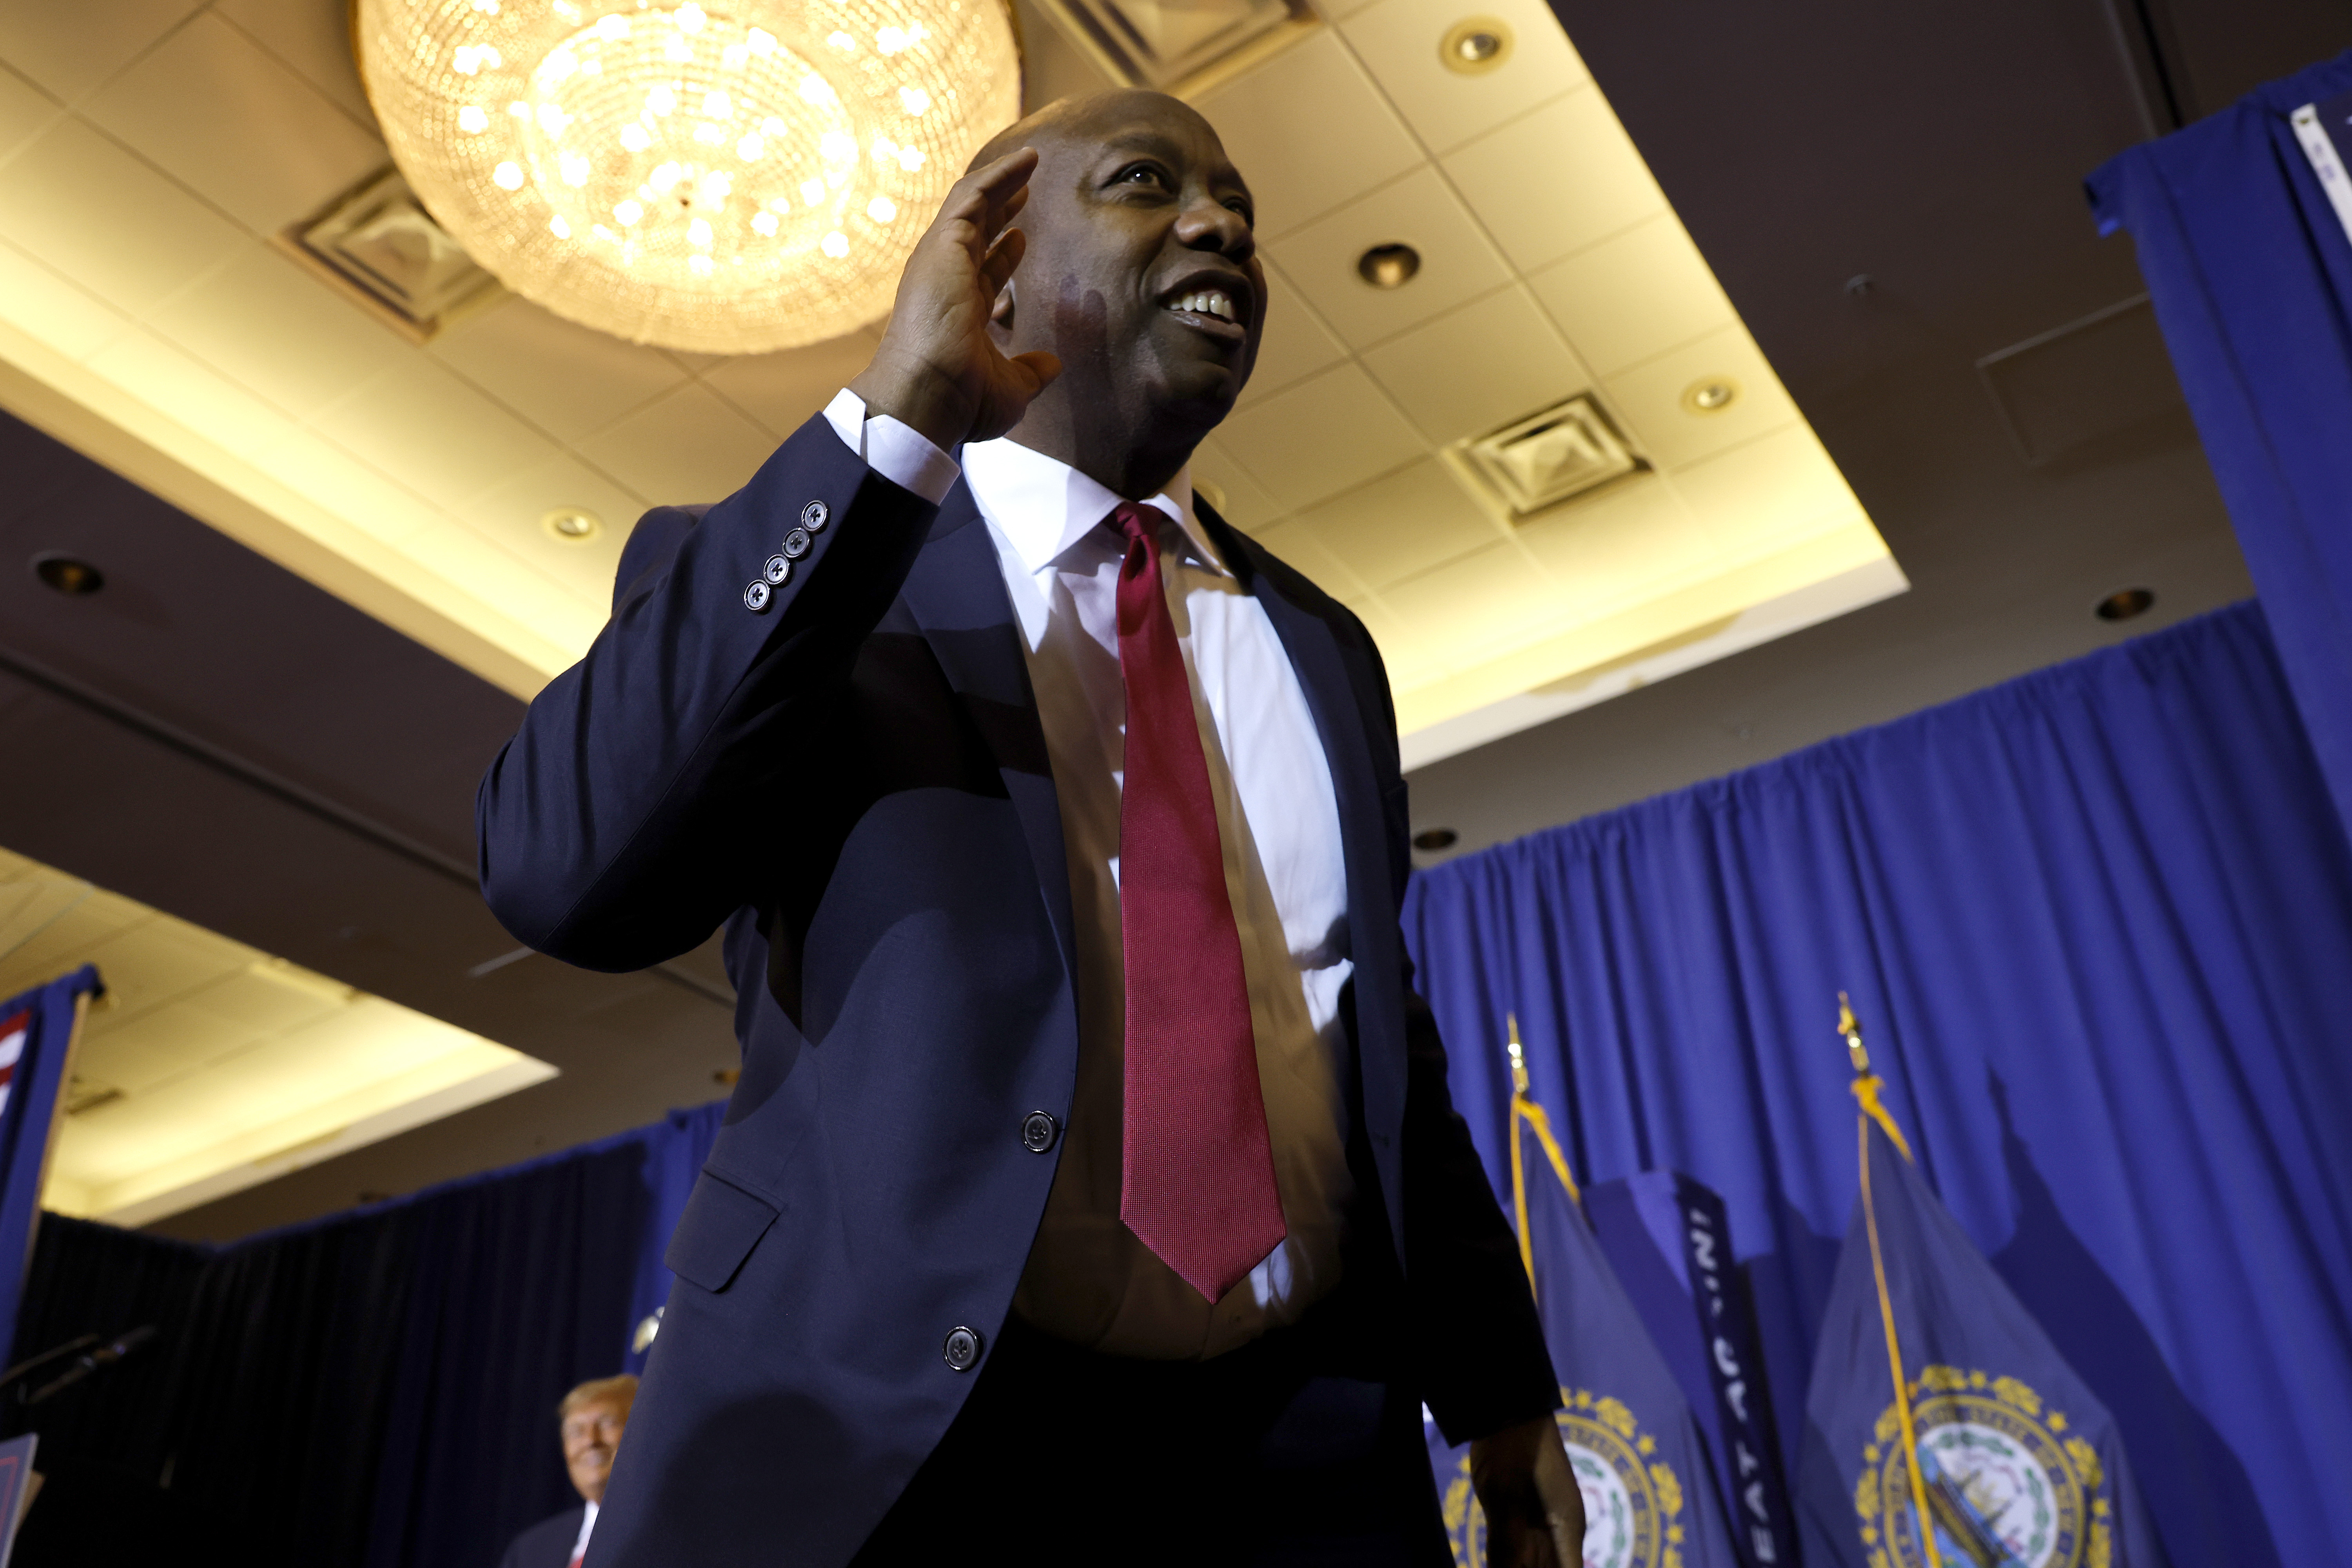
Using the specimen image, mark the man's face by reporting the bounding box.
[1001,92,1265,436]
[562,1397,630,1505]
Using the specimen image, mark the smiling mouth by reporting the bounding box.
[1163,286,1249,344]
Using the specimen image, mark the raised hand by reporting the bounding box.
[847,147,1062,453]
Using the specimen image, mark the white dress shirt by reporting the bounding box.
[569,1499,598,1567]
[822,391,1355,1359]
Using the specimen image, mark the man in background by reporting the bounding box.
[499,1375,636,1568]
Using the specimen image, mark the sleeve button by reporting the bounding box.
[763,554,791,586]
[781,527,812,560]
[800,499,829,532]
[743,580,772,612]
[942,1326,982,1371]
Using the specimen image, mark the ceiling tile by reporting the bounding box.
[0,0,203,105]
[699,328,881,439]
[1265,164,1512,351]
[1440,85,1666,273]
[78,1006,257,1096]
[0,236,132,360]
[1361,284,1586,444]
[306,357,562,512]
[1510,473,1711,601]
[83,13,387,236]
[431,297,692,445]
[1190,435,1290,532]
[581,381,779,506]
[0,117,247,315]
[1668,424,1862,557]
[214,0,375,127]
[1527,214,1739,378]
[82,328,300,460]
[0,62,60,164]
[247,425,441,546]
[1600,325,1801,470]
[452,450,647,606]
[1250,517,1368,599]
[1287,453,1499,590]
[1215,361,1426,512]
[80,917,248,1024]
[146,243,407,416]
[403,519,607,648]
[1378,536,1564,662]
[1337,0,1588,155]
[1237,260,1347,407]
[1194,30,1423,241]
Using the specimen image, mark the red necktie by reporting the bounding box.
[1109,502,1287,1303]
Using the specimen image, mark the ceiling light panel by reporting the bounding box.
[0,845,555,1228]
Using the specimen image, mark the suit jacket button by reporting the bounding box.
[781,526,812,560]
[800,499,829,532]
[743,580,772,612]
[942,1326,982,1371]
[1020,1111,1059,1153]
[763,554,791,586]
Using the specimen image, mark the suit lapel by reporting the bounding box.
[1205,510,1412,1265]
[898,483,1080,991]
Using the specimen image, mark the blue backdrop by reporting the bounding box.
[1399,602,2352,1567]
[2089,52,2352,835]
[0,964,98,1377]
[5,1099,725,1567]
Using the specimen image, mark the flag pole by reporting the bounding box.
[1840,994,1943,1568]
[1505,1014,1582,1300]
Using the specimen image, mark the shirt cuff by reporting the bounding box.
[821,388,960,506]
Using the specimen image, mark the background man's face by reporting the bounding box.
[562,1396,630,1504]
[1004,92,1265,436]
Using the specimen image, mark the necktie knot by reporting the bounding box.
[1108,501,1158,548]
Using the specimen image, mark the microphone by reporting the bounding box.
[24,1325,157,1406]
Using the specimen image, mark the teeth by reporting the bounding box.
[1171,289,1236,323]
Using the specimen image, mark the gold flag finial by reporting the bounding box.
[1837,991,1870,1075]
[1506,1012,1530,1095]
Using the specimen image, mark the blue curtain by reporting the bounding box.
[1399,602,2352,1567]
[4,1099,726,1567]
[2088,53,2352,833]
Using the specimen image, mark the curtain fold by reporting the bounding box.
[2087,51,2352,833]
[1401,601,2352,1567]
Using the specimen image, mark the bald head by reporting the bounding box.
[968,90,1227,176]
[970,89,1263,497]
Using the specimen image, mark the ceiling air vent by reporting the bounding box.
[277,167,505,343]
[1033,0,1319,97]
[1439,394,1642,520]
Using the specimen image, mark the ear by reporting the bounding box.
[990,278,1016,328]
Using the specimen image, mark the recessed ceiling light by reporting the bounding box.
[1358,243,1421,289]
[1440,18,1513,74]
[31,552,103,596]
[2095,587,2154,622]
[1412,828,1459,851]
[542,507,604,543]
[1681,377,1740,414]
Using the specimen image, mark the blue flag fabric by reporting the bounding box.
[1427,1102,1740,1568]
[1590,1172,1800,1568]
[0,964,99,1367]
[1798,1111,2169,1568]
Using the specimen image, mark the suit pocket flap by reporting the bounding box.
[665,1171,779,1293]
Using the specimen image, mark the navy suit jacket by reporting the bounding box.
[498,1504,585,1568]
[478,416,1555,1566]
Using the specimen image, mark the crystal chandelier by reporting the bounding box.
[357,0,1022,353]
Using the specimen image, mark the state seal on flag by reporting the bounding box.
[1856,1366,2115,1568]
[1441,1385,1691,1568]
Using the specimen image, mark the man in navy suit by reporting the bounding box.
[498,1376,636,1568]
[479,89,1583,1565]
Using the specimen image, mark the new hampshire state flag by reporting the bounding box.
[1428,1034,1738,1568]
[1797,1024,2168,1568]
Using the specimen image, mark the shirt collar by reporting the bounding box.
[960,435,1227,578]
